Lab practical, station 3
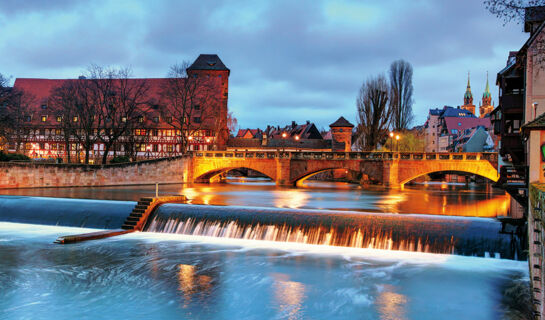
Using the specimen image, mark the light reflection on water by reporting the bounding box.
[0,179,512,217]
[0,223,528,320]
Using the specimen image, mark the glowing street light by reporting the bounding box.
[294,135,300,141]
[389,132,394,151]
[188,136,193,141]
[282,132,287,138]
[395,134,400,152]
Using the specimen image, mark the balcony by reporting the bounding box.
[499,94,524,113]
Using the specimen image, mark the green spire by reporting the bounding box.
[464,72,473,100]
[483,71,491,99]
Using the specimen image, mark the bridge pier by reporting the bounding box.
[276,158,292,187]
[382,159,401,188]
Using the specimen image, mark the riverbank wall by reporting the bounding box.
[530,183,545,319]
[0,156,190,188]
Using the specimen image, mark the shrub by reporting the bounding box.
[0,151,31,162]
[110,156,131,164]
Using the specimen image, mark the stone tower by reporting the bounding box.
[479,72,494,118]
[186,54,230,149]
[329,116,354,151]
[461,72,476,115]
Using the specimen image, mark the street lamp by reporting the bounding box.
[281,132,287,152]
[395,134,400,152]
[389,132,394,151]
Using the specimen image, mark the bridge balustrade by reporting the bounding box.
[190,151,498,164]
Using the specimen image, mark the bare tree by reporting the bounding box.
[355,75,392,151]
[160,62,220,153]
[389,60,414,131]
[86,65,151,164]
[484,0,544,24]
[50,80,100,164]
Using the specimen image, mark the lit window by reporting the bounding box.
[73,116,78,122]
[55,129,61,135]
[56,116,62,122]
[121,116,127,123]
[138,116,144,123]
[41,115,47,122]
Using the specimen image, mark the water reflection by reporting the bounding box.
[0,179,512,217]
[376,285,408,320]
[177,264,213,307]
[272,273,306,320]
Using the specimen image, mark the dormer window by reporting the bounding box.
[56,116,62,122]
[24,115,31,122]
[138,116,144,123]
[73,116,78,122]
[41,104,47,110]
[121,116,127,123]
[207,61,216,66]
[41,115,47,122]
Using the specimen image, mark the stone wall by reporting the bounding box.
[530,183,545,319]
[0,156,191,189]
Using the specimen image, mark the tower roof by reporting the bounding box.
[329,116,354,128]
[187,54,230,73]
[464,72,473,100]
[482,72,491,99]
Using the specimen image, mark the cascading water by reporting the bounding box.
[145,203,524,260]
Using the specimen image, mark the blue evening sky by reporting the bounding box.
[0,0,528,130]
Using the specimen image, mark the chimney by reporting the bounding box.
[291,121,296,128]
[78,76,86,80]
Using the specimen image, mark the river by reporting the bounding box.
[0,179,529,319]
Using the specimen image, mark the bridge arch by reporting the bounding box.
[194,166,275,183]
[397,160,499,187]
[290,160,383,186]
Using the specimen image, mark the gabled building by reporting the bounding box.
[6,54,230,162]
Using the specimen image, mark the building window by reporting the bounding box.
[451,129,458,134]
[138,116,144,123]
[56,116,62,122]
[51,143,57,151]
[55,129,62,135]
[73,116,78,122]
[166,145,174,152]
[193,105,200,110]
[193,117,201,124]
[41,115,47,122]
[457,122,461,126]
[153,116,159,123]
[41,104,47,110]
[39,143,45,150]
[39,129,45,135]
[121,116,127,123]
[24,115,31,122]
[152,129,158,136]
[152,144,158,152]
[135,129,147,136]
[166,117,172,124]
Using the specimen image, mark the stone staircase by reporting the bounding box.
[122,196,187,231]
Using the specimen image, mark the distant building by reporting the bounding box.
[450,126,495,152]
[479,74,494,118]
[424,106,491,152]
[228,117,354,152]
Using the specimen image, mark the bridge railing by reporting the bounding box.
[191,151,498,164]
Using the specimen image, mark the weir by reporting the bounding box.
[0,196,525,259]
[145,204,525,260]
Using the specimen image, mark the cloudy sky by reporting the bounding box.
[0,0,529,130]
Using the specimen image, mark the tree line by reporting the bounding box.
[0,62,236,164]
[355,59,414,151]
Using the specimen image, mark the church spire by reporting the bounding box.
[464,71,473,105]
[480,71,493,118]
[482,71,491,99]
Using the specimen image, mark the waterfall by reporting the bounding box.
[145,203,523,259]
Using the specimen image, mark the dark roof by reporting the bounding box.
[522,112,545,132]
[187,54,230,73]
[227,138,331,150]
[429,108,442,116]
[441,106,475,118]
[329,116,354,128]
[525,6,545,32]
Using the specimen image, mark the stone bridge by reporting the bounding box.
[189,151,499,188]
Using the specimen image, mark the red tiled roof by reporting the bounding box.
[12,77,223,129]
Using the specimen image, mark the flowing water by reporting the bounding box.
[0,179,530,319]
